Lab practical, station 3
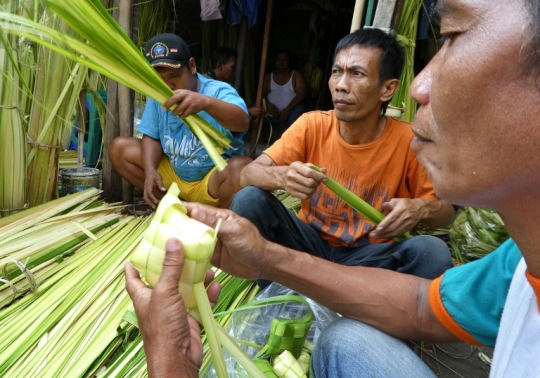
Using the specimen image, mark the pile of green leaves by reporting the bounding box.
[448,207,509,262]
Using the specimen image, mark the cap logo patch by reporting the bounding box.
[151,43,168,58]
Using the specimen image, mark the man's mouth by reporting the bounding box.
[412,132,431,143]
[411,123,433,143]
[333,98,352,108]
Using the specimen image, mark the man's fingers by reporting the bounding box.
[186,202,236,228]
[155,238,185,291]
[163,90,185,109]
[187,315,201,334]
[144,189,159,209]
[124,262,148,298]
[203,268,215,287]
[155,176,166,192]
[207,281,221,308]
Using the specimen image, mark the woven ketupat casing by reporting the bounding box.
[254,309,314,360]
[252,359,278,377]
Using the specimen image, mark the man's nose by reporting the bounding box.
[334,74,349,92]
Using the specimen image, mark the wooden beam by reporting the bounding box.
[118,0,134,204]
[234,17,249,93]
[249,0,274,158]
[102,79,122,201]
[76,90,86,172]
[102,2,122,202]
[390,0,406,31]
[351,0,367,32]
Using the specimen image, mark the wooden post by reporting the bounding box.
[249,0,274,158]
[102,2,123,202]
[76,90,86,172]
[234,17,248,93]
[390,0,406,31]
[118,0,134,204]
[102,80,122,202]
[350,0,367,32]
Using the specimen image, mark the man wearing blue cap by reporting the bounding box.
[109,33,251,209]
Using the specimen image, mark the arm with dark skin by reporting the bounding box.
[262,74,278,116]
[163,91,249,132]
[125,238,220,378]
[185,203,460,344]
[141,135,166,208]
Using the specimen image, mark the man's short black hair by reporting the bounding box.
[211,47,237,70]
[333,28,405,114]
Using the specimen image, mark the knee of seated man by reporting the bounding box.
[226,156,252,175]
[108,136,127,160]
[230,186,271,215]
[413,235,454,269]
[313,318,376,367]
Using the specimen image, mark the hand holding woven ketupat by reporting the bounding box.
[130,182,218,311]
[129,183,265,378]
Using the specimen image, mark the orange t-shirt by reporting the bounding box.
[264,110,438,248]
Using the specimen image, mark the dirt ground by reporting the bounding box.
[418,342,493,378]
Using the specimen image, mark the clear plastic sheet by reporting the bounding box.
[203,282,340,377]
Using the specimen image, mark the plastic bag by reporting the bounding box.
[203,282,340,377]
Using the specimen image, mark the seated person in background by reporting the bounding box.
[204,46,265,120]
[263,49,308,128]
[231,28,455,287]
[109,33,251,209]
[203,46,236,83]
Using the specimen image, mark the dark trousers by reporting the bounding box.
[230,187,453,288]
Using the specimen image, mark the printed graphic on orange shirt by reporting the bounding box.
[304,174,391,248]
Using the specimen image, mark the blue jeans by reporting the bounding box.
[230,187,453,287]
[311,318,436,378]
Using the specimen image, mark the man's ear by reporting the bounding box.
[188,57,197,74]
[380,78,400,102]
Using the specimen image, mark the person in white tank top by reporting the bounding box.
[263,50,308,129]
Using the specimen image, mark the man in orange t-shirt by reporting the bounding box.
[231,28,455,287]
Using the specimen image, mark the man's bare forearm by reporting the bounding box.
[239,161,288,190]
[239,154,288,190]
[261,241,458,343]
[204,97,249,132]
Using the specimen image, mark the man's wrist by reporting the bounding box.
[414,198,431,220]
[145,346,199,378]
[260,241,288,281]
